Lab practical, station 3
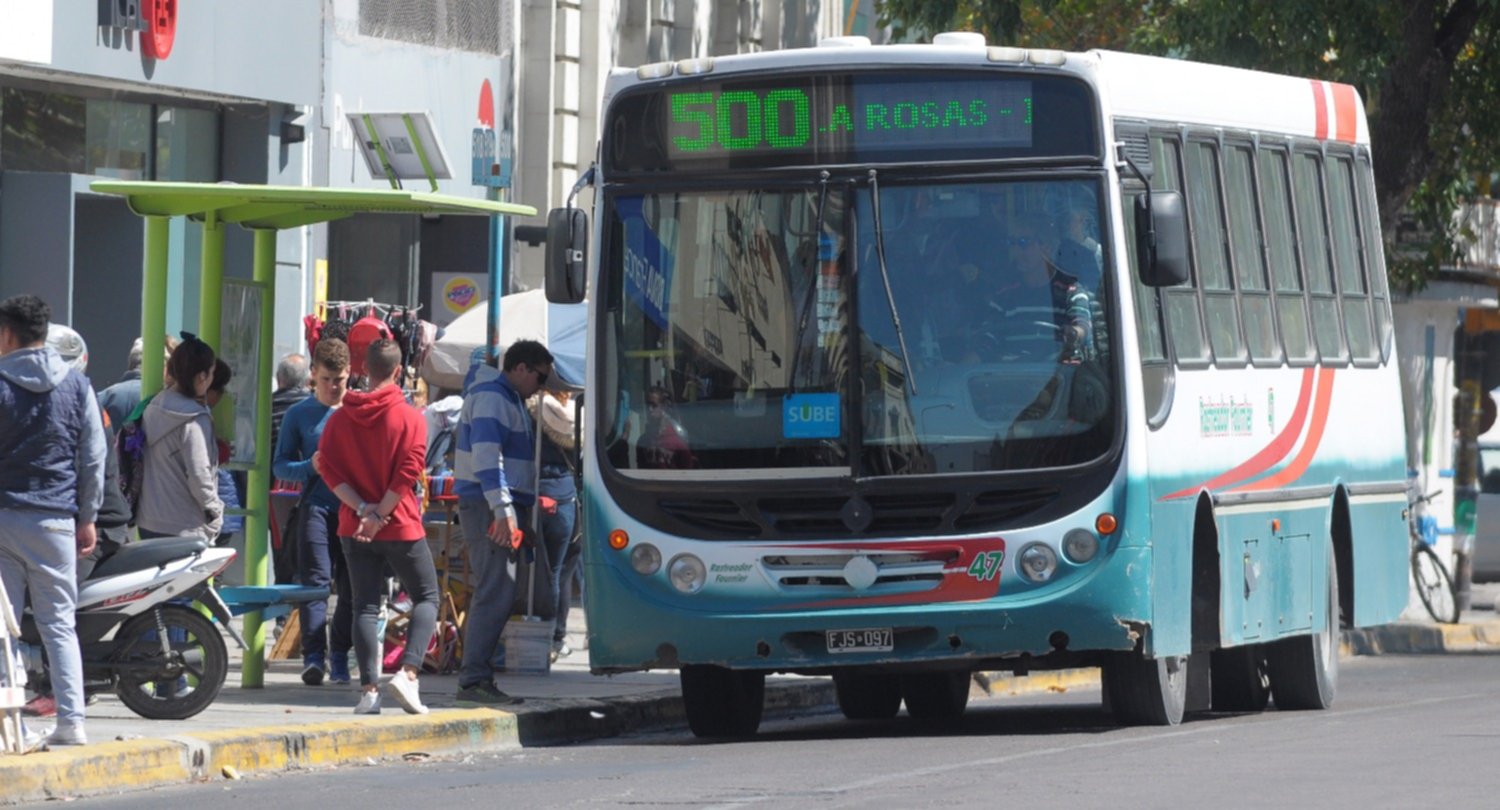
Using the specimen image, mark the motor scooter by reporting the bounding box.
[17,535,244,721]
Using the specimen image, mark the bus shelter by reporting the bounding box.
[91,181,535,687]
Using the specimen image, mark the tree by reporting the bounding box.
[876,0,1500,288]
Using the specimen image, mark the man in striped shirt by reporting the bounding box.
[453,339,554,706]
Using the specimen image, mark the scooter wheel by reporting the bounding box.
[113,605,228,720]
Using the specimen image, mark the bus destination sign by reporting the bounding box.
[604,71,1098,173]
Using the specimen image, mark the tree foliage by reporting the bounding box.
[876,0,1500,288]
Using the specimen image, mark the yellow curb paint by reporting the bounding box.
[0,740,188,804]
[977,669,1100,696]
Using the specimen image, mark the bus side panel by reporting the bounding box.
[1351,498,1408,625]
[1146,496,1195,658]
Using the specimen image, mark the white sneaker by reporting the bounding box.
[353,690,381,715]
[385,672,428,715]
[45,722,87,747]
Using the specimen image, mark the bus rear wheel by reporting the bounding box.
[900,671,970,722]
[680,665,765,738]
[1267,544,1339,710]
[833,670,903,720]
[1104,651,1187,726]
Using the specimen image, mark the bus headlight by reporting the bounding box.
[1062,529,1099,564]
[1018,543,1059,583]
[668,554,707,594]
[631,543,662,575]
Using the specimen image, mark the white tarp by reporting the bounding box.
[421,290,586,392]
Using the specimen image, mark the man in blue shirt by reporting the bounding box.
[453,339,553,706]
[273,338,354,686]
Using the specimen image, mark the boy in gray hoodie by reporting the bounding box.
[0,295,105,749]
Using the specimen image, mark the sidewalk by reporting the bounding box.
[4,603,1499,805]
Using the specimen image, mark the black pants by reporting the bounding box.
[340,537,439,688]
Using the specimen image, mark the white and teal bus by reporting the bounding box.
[544,33,1409,735]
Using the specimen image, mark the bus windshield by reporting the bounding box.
[599,177,1116,477]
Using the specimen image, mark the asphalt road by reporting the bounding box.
[74,654,1500,809]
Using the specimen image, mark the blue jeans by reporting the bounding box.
[457,497,527,688]
[539,495,576,636]
[0,509,84,727]
[341,536,439,688]
[297,502,352,660]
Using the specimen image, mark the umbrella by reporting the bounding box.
[421,290,586,392]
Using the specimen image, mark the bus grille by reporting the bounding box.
[657,487,1059,539]
[760,549,957,592]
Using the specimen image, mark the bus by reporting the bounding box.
[544,33,1410,735]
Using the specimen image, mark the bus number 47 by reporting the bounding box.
[967,550,1005,582]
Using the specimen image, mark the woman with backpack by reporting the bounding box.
[136,335,223,540]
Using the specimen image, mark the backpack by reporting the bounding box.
[116,412,148,524]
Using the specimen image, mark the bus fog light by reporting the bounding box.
[1018,543,1058,583]
[668,554,707,594]
[631,543,662,575]
[1062,529,1099,563]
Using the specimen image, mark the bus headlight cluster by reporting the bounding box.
[1018,543,1059,583]
[668,554,707,594]
[630,543,662,575]
[1062,529,1099,564]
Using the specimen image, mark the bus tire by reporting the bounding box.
[1209,644,1270,712]
[1267,544,1339,710]
[833,670,903,720]
[900,671,970,722]
[1104,651,1187,726]
[680,665,765,738]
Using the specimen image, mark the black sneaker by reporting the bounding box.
[455,681,523,707]
[302,655,326,686]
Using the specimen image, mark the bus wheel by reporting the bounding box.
[833,670,902,720]
[1104,652,1187,726]
[680,665,765,738]
[1267,544,1339,710]
[900,672,970,722]
[1209,644,1270,712]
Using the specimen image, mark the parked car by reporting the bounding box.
[1474,443,1500,582]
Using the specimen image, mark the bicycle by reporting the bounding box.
[1409,489,1460,624]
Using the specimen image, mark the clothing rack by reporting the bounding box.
[320,299,424,320]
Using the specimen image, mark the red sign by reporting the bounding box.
[143,0,177,60]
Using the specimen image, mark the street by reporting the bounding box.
[72,653,1500,809]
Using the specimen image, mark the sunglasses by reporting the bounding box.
[533,365,550,387]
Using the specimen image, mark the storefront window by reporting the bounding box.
[86,99,152,180]
[2,87,86,174]
[2,85,220,181]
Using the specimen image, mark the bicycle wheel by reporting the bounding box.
[1411,543,1459,624]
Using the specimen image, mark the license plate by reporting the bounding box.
[826,627,893,654]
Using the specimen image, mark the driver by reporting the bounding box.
[974,213,1095,363]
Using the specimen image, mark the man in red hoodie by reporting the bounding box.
[316,338,435,716]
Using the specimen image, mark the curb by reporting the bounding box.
[1342,620,1500,655]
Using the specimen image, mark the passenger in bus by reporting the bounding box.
[973,214,1095,364]
[637,386,696,469]
[1054,207,1103,293]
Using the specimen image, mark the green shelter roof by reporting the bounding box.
[90,181,535,230]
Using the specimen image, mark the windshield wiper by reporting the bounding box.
[790,171,831,392]
[868,169,918,396]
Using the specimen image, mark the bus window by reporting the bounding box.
[1292,151,1347,365]
[1153,136,1210,366]
[1259,148,1315,365]
[1186,140,1243,366]
[1356,155,1394,362]
[1328,155,1377,363]
[1225,144,1279,365]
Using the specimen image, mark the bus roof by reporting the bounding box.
[605,40,1368,148]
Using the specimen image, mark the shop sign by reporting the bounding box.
[102,0,177,60]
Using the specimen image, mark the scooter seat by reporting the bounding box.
[91,536,209,580]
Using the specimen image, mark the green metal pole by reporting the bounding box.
[141,216,170,399]
[241,228,277,688]
[198,215,225,351]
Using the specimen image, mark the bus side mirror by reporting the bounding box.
[545,207,588,304]
[1135,190,1190,287]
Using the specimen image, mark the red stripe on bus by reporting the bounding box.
[1310,80,1329,140]
[1331,83,1358,143]
[1232,367,1336,492]
[1160,367,1316,501]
